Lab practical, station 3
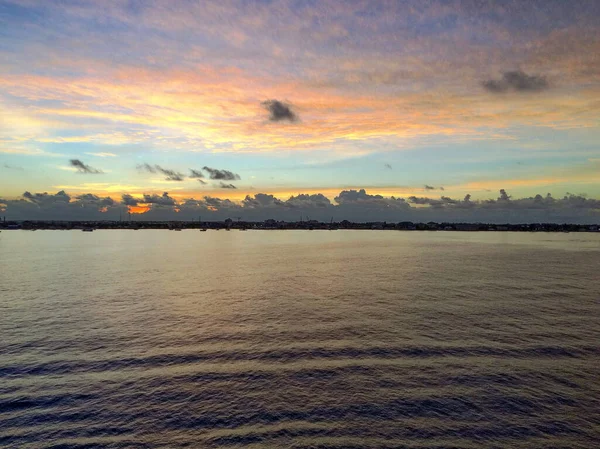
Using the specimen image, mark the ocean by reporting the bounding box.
[1,230,599,448]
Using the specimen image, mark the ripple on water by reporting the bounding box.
[1,231,599,448]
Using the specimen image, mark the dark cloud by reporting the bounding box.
[409,193,483,209]
[137,163,157,174]
[75,193,114,207]
[261,99,298,122]
[202,196,238,211]
[203,166,241,181]
[240,193,332,211]
[188,169,206,184]
[155,166,184,181]
[286,194,332,209]
[384,163,392,170]
[335,189,384,205]
[3,189,600,224]
[142,192,176,206]
[335,189,409,210]
[440,196,458,204]
[0,190,122,220]
[121,193,140,206]
[483,70,549,93]
[137,163,184,181]
[70,159,103,174]
[242,193,285,209]
[219,182,237,189]
[408,196,444,207]
[24,190,71,206]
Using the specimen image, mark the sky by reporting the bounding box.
[1,0,599,222]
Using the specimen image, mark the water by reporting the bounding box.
[1,230,599,448]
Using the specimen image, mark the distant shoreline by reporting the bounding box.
[1,220,598,233]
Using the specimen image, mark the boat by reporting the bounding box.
[200,228,207,232]
[82,228,94,232]
[173,228,182,231]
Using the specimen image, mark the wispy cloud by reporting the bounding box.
[0,147,64,157]
[3,163,24,171]
[203,166,241,181]
[85,152,117,158]
[189,169,207,184]
[137,163,184,181]
[70,159,103,174]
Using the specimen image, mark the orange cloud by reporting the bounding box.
[128,205,150,214]
[3,58,599,157]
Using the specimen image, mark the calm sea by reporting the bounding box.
[1,230,599,448]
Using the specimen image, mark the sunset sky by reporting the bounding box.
[1,0,599,221]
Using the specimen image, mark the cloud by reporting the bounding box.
[286,194,332,209]
[137,163,184,181]
[156,167,184,182]
[121,193,139,206]
[189,169,204,178]
[142,192,176,206]
[218,182,237,189]
[70,159,103,174]
[0,189,124,220]
[335,189,409,210]
[424,185,444,191]
[408,196,444,207]
[0,147,64,157]
[85,152,117,157]
[3,0,600,163]
[3,164,24,171]
[3,189,600,223]
[261,99,298,122]
[189,168,207,184]
[203,166,241,181]
[75,193,115,207]
[242,193,285,209]
[137,163,157,174]
[483,71,549,93]
[203,196,238,210]
[23,190,71,206]
[499,189,511,201]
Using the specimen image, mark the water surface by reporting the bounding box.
[1,230,599,448]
